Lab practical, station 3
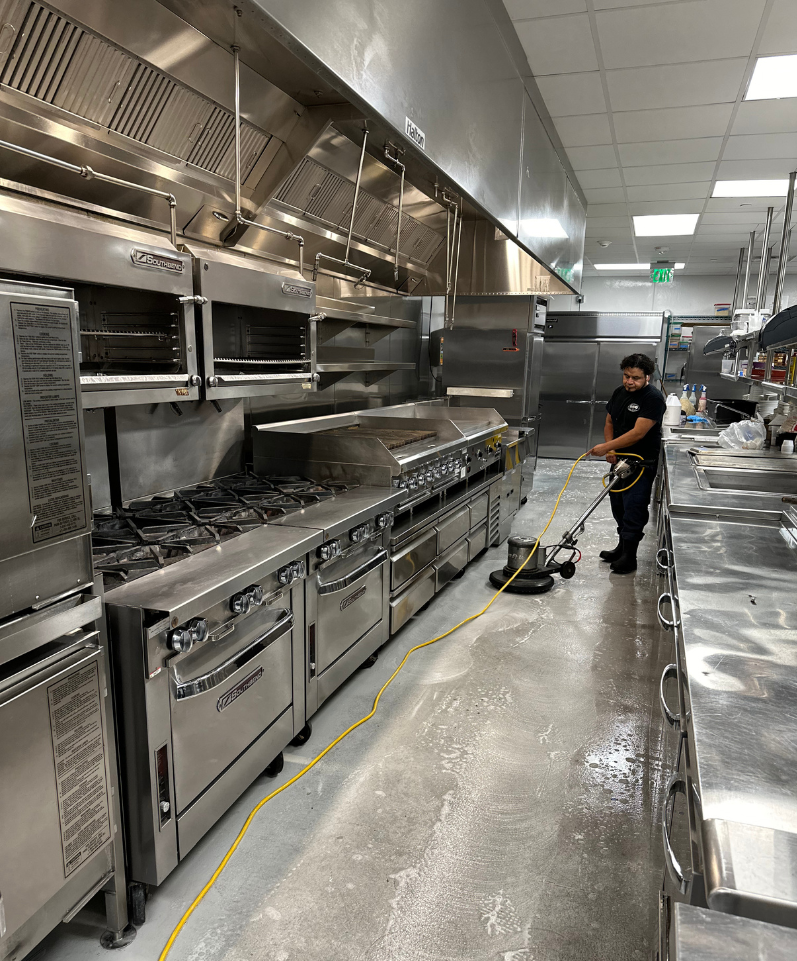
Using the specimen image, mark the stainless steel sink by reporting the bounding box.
[690,450,797,495]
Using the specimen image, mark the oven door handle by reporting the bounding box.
[172,610,293,700]
[662,773,690,895]
[317,549,388,595]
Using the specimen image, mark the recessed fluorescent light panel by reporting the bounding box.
[746,54,797,101]
[521,218,568,238]
[594,263,685,270]
[713,180,790,197]
[633,214,699,236]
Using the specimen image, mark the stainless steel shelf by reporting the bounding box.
[315,362,416,373]
[315,297,416,329]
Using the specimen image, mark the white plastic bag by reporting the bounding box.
[717,417,767,450]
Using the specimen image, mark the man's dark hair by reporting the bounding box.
[621,353,655,377]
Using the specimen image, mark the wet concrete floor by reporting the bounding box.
[36,459,674,961]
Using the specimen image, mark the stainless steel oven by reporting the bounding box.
[0,192,200,408]
[103,521,320,911]
[274,487,401,722]
[0,583,129,957]
[188,244,317,400]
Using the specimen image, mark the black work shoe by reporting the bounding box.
[599,539,624,563]
[610,540,638,574]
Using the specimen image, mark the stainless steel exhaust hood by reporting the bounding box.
[0,0,572,297]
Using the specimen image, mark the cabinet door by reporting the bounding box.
[539,342,598,458]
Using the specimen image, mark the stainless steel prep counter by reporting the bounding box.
[657,438,797,929]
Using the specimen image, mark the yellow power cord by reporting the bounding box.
[159,450,620,960]
[601,451,645,492]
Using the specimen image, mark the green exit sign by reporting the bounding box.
[650,267,673,283]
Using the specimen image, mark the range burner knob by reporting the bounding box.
[376,511,393,529]
[408,475,418,491]
[249,585,264,607]
[318,539,341,561]
[350,522,372,543]
[277,561,306,586]
[230,591,252,615]
[425,468,435,482]
[169,617,208,653]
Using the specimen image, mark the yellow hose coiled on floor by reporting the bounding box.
[158,450,618,959]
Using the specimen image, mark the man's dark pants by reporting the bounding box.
[609,466,656,545]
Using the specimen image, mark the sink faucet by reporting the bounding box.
[713,401,752,421]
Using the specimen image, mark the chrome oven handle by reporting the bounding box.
[656,547,673,574]
[317,549,388,595]
[662,773,689,895]
[659,664,680,729]
[172,609,293,700]
[657,592,681,630]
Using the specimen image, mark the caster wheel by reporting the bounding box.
[127,883,147,927]
[559,560,577,580]
[101,925,137,949]
[264,751,284,778]
[453,567,466,579]
[290,723,312,746]
[358,652,378,670]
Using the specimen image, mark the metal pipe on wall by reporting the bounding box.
[730,247,745,316]
[384,143,406,286]
[756,206,774,310]
[0,138,178,246]
[227,45,305,276]
[742,230,755,310]
[773,170,797,317]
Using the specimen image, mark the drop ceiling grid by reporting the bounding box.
[504,0,797,273]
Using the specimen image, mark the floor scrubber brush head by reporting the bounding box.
[489,535,556,594]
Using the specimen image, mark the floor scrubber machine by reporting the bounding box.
[489,458,637,594]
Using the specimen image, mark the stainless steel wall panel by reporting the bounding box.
[113,400,245,501]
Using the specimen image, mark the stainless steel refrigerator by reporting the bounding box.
[538,311,667,460]
[436,295,547,467]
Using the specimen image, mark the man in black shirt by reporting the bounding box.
[587,353,666,574]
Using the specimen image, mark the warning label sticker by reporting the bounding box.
[12,302,86,543]
[47,662,112,878]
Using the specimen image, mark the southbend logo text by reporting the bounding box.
[281,282,312,298]
[340,585,367,611]
[217,667,264,712]
[130,249,184,273]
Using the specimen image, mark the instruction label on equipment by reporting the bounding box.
[12,302,87,543]
[48,662,112,878]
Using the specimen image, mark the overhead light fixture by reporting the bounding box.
[713,180,790,197]
[594,262,685,270]
[633,214,699,236]
[746,54,797,101]
[521,218,568,238]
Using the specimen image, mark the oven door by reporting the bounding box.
[315,545,387,676]
[169,607,294,813]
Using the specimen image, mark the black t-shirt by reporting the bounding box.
[605,384,666,467]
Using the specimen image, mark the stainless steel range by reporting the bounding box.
[271,486,402,724]
[99,471,402,919]
[253,404,508,635]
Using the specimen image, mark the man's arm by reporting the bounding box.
[603,414,617,465]
[589,417,656,458]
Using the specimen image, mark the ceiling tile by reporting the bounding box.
[576,167,622,188]
[702,211,784,224]
[566,144,618,169]
[593,0,685,7]
[697,224,759,235]
[583,186,626,203]
[618,138,723,166]
[625,182,711,202]
[515,14,598,76]
[605,59,748,111]
[733,100,797,135]
[758,0,797,55]
[585,210,630,222]
[627,200,705,215]
[504,0,586,18]
[623,162,718,185]
[723,133,797,160]
[554,113,612,147]
[584,227,634,239]
[535,72,607,116]
[613,104,733,143]
[716,158,797,179]
[595,0,766,69]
